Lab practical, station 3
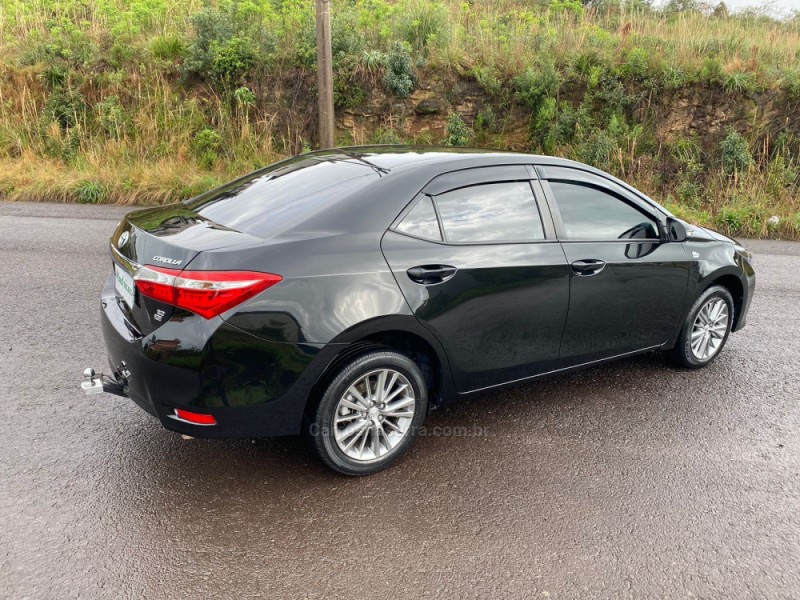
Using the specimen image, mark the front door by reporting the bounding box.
[539,168,690,366]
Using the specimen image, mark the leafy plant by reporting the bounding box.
[383,42,415,97]
[398,1,448,51]
[182,5,264,89]
[445,112,474,146]
[233,86,256,108]
[716,205,762,236]
[151,35,186,61]
[723,71,758,94]
[209,36,256,88]
[514,62,560,113]
[41,87,84,130]
[192,127,223,168]
[618,47,651,83]
[76,180,107,204]
[720,129,752,175]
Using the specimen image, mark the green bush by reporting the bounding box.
[209,36,256,88]
[671,137,702,165]
[720,129,752,175]
[383,42,415,97]
[618,47,651,83]
[192,127,223,167]
[334,72,366,108]
[475,105,500,135]
[182,5,265,89]
[332,12,365,58]
[39,65,68,90]
[41,87,84,130]
[791,212,800,234]
[360,50,387,72]
[40,19,97,67]
[445,113,473,146]
[514,62,560,113]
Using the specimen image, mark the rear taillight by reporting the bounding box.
[134,266,281,319]
[174,409,217,426]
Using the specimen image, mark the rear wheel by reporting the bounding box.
[309,351,428,475]
[669,285,734,368]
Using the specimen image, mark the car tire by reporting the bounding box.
[309,350,428,476]
[669,285,735,369]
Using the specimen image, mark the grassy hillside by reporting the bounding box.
[1,0,800,238]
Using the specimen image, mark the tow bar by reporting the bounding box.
[81,366,129,398]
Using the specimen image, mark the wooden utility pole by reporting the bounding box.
[315,0,335,148]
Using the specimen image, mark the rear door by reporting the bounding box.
[537,166,690,365]
[381,166,570,392]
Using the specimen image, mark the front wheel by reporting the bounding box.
[669,285,734,368]
[309,350,428,475]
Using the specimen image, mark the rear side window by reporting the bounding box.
[395,197,442,241]
[549,181,659,241]
[435,182,545,243]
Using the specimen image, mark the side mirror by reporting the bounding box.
[667,217,688,242]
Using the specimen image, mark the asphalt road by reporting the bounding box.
[1,201,799,599]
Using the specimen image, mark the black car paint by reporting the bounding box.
[99,146,755,439]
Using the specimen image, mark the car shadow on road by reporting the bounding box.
[100,350,677,488]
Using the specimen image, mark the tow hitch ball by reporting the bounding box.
[81,366,128,398]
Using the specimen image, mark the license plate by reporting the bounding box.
[114,264,136,309]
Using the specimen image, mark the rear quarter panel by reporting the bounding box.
[186,232,414,344]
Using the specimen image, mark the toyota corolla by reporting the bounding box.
[83,147,755,475]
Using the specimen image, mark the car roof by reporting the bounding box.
[322,145,669,215]
[311,145,589,172]
[188,146,669,241]
[308,146,666,204]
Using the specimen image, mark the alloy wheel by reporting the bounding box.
[333,368,416,462]
[690,297,729,361]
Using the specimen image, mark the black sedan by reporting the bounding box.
[83,147,755,475]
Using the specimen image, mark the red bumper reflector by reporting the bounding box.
[175,409,217,426]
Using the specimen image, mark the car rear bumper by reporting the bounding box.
[99,275,340,438]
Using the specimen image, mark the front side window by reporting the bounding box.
[549,181,659,241]
[434,182,545,243]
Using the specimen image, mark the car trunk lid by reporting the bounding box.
[110,203,262,335]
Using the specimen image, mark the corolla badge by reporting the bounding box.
[153,255,183,266]
[117,231,130,248]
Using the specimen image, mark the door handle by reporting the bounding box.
[407,265,457,285]
[571,259,606,276]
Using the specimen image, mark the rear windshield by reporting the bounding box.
[187,154,379,238]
